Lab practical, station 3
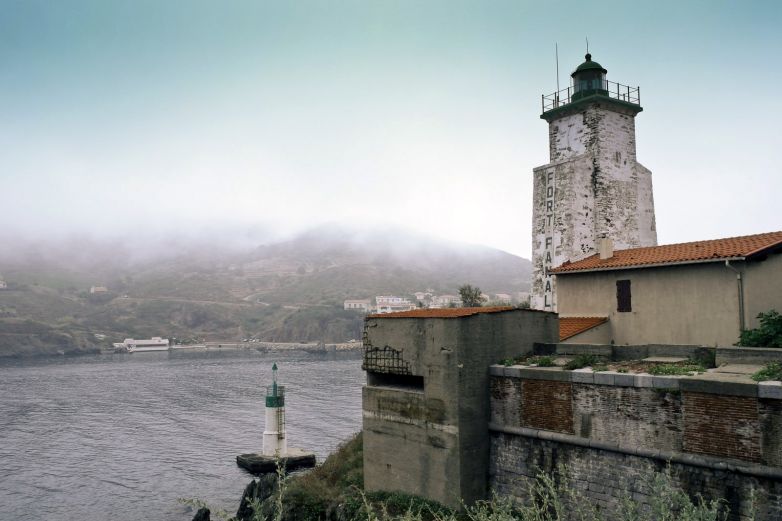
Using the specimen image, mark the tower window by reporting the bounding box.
[616,280,631,312]
[615,151,621,163]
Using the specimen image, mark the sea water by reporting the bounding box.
[0,350,364,521]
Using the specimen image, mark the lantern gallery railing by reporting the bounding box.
[542,80,640,113]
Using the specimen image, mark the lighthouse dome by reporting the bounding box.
[572,53,607,76]
[571,53,609,101]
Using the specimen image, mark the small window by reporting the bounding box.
[367,371,424,391]
[616,279,632,312]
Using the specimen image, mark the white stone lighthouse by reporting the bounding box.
[531,53,658,311]
[262,363,287,457]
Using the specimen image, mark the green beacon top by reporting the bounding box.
[265,362,285,408]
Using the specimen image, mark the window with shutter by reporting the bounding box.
[616,279,631,312]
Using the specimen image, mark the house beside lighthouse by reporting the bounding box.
[531,53,657,311]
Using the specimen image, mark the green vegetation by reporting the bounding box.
[500,355,557,367]
[648,362,706,376]
[277,432,365,519]
[458,284,485,308]
[564,354,605,370]
[531,355,556,367]
[752,362,782,382]
[736,310,782,348]
[185,436,745,521]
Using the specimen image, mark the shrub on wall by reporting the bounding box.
[736,310,782,348]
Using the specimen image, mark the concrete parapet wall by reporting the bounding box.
[490,366,782,464]
[717,347,782,366]
[489,366,782,519]
[535,343,782,367]
[534,342,717,363]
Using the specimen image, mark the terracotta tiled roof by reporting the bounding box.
[552,231,782,274]
[368,306,515,319]
[559,316,608,341]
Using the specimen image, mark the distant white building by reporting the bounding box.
[375,296,416,314]
[344,299,372,312]
[413,292,432,302]
[90,286,108,294]
[0,279,7,290]
[493,293,513,304]
[376,296,409,306]
[430,295,462,308]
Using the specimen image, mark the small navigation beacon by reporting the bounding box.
[262,363,287,457]
[237,362,315,473]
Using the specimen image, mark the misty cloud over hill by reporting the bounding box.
[0,225,530,356]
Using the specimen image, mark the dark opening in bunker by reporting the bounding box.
[367,371,424,391]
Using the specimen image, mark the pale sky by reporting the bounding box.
[2,0,781,257]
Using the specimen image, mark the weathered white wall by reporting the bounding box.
[557,251,782,346]
[744,252,782,330]
[531,102,657,311]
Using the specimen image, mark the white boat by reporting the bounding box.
[113,337,170,353]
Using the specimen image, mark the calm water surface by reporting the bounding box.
[0,350,364,521]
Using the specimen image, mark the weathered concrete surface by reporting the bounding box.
[717,346,782,366]
[362,309,557,509]
[531,101,657,312]
[489,363,782,519]
[490,431,782,521]
[491,366,782,466]
[236,448,316,475]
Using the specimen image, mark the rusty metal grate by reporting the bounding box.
[362,345,411,375]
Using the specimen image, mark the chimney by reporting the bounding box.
[599,236,614,260]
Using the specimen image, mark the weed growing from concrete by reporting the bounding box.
[751,362,782,382]
[647,362,705,376]
[564,354,605,370]
[531,356,556,367]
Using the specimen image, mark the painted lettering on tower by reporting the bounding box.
[530,54,657,311]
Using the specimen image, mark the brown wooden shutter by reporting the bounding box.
[616,279,631,312]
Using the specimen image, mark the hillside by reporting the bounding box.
[0,226,531,356]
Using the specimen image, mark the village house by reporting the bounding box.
[493,293,513,304]
[374,296,416,314]
[89,285,108,294]
[413,291,431,303]
[553,231,782,346]
[429,294,462,308]
[343,299,372,312]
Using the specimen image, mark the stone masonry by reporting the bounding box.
[489,365,782,520]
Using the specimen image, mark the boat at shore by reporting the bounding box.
[113,337,170,353]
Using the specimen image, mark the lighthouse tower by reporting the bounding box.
[262,363,287,457]
[531,53,657,311]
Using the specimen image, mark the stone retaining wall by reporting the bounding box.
[489,365,782,519]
